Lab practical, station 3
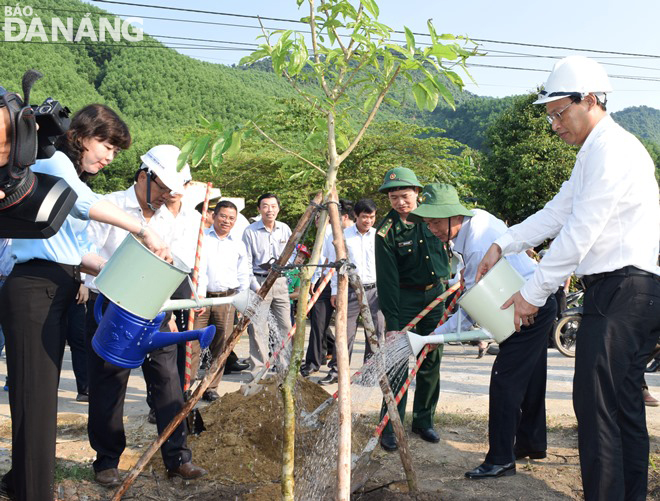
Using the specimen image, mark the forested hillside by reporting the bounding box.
[611,106,660,145]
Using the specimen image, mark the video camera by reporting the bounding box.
[0,70,77,239]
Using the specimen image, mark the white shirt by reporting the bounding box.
[435,209,537,334]
[197,226,249,295]
[84,186,180,291]
[311,229,335,285]
[242,219,292,291]
[495,115,660,307]
[160,202,202,271]
[329,225,377,295]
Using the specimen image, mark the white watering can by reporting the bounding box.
[457,258,526,343]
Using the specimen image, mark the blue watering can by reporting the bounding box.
[92,294,216,369]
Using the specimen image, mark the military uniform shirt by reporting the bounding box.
[375,208,450,331]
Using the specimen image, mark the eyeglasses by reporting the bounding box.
[149,174,172,194]
[546,100,576,125]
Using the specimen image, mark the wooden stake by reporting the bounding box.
[327,189,351,501]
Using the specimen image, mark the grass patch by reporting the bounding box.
[54,460,94,483]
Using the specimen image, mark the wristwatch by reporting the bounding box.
[136,222,147,239]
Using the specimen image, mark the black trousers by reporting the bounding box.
[64,299,88,395]
[573,273,660,501]
[485,294,557,464]
[304,281,335,370]
[86,293,191,472]
[0,260,80,501]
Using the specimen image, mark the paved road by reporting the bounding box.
[0,328,657,431]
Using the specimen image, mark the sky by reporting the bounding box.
[79,0,660,113]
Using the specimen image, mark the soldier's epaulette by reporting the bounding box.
[377,219,393,238]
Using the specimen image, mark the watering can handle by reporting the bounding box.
[94,293,106,324]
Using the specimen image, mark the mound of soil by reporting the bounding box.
[190,377,336,485]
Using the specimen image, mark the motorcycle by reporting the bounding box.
[552,289,584,357]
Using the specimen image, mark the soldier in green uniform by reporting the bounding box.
[375,166,450,452]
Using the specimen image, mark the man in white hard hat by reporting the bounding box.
[477,56,660,500]
[84,145,207,487]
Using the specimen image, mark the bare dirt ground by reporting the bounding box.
[0,333,657,501]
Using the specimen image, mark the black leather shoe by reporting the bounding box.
[514,449,547,460]
[646,359,660,373]
[167,462,208,480]
[300,364,315,378]
[76,392,89,402]
[224,360,250,374]
[147,408,156,424]
[202,390,220,402]
[412,426,440,443]
[318,373,338,386]
[380,433,398,452]
[465,462,515,479]
[95,468,121,488]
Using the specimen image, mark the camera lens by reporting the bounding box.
[37,104,52,114]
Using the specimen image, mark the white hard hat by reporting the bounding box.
[534,56,613,105]
[139,144,190,195]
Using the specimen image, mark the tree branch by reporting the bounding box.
[337,65,401,164]
[250,121,326,174]
[309,0,332,98]
[345,4,363,59]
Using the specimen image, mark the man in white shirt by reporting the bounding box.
[242,193,292,376]
[85,145,207,487]
[193,200,250,401]
[478,57,660,500]
[409,183,556,479]
[320,199,384,385]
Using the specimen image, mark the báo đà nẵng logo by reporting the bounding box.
[3,4,143,42]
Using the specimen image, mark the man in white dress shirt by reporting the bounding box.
[242,193,292,376]
[409,183,556,479]
[85,145,206,486]
[478,56,660,500]
[320,199,385,385]
[193,200,250,401]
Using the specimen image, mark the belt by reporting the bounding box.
[254,272,269,277]
[582,266,659,289]
[18,258,81,283]
[399,279,442,291]
[363,283,377,291]
[207,289,237,298]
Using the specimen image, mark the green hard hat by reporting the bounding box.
[408,183,473,223]
[378,167,423,193]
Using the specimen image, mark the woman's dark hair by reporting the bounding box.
[56,104,131,180]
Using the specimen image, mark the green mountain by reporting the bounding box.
[611,106,660,145]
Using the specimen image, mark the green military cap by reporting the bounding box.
[408,183,473,223]
[378,166,423,193]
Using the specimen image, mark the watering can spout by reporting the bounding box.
[405,329,492,357]
[147,325,216,353]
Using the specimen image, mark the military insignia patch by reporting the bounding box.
[389,173,396,180]
[377,219,393,237]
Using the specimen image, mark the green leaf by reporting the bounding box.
[177,139,195,171]
[404,27,416,54]
[363,92,378,113]
[190,135,211,167]
[411,83,428,110]
[336,132,349,151]
[289,170,305,181]
[435,80,455,110]
[384,97,400,107]
[429,43,458,61]
[360,0,379,17]
[210,136,226,168]
[418,81,438,111]
[427,19,438,45]
[199,116,211,127]
[225,131,242,157]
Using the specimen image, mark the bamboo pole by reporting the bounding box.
[302,282,461,426]
[349,273,417,492]
[184,182,212,392]
[327,190,351,501]
[112,191,323,500]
